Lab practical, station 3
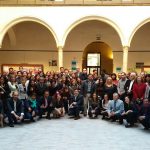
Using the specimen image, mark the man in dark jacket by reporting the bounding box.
[35,77,48,100]
[138,98,150,130]
[7,91,24,127]
[81,74,96,116]
[39,91,53,119]
[124,72,136,100]
[68,89,84,120]
[0,99,3,127]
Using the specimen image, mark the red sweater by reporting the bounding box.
[132,83,146,100]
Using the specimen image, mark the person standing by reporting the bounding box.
[117,72,127,101]
[81,74,96,116]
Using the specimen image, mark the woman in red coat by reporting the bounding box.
[132,76,146,101]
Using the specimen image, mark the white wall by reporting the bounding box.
[1,6,150,47]
[1,6,150,72]
[63,52,83,70]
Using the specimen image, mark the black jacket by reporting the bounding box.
[39,96,53,108]
[7,98,24,114]
[81,80,96,97]
[70,94,84,107]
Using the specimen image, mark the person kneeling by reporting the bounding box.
[68,89,83,120]
[7,92,24,127]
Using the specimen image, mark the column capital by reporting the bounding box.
[123,46,129,52]
[57,46,63,50]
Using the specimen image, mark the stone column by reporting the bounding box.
[122,46,129,72]
[58,46,63,70]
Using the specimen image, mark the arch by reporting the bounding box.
[62,15,124,47]
[7,27,16,47]
[0,16,59,47]
[128,18,150,46]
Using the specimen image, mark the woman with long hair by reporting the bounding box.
[88,93,100,118]
[52,92,65,118]
[103,76,117,100]
[132,76,146,102]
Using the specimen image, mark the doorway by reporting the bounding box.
[82,41,113,75]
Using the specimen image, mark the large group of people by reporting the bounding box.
[0,67,150,130]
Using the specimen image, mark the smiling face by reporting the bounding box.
[137,76,142,83]
[74,89,79,97]
[125,96,130,104]
[44,91,49,98]
[143,99,149,107]
[113,93,119,101]
[130,73,136,80]
[104,94,108,101]
[0,77,4,84]
[92,93,97,99]
[12,92,19,101]
[106,77,113,85]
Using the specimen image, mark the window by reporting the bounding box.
[87,53,100,67]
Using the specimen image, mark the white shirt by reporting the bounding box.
[128,80,134,92]
[14,101,17,112]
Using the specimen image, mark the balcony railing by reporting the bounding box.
[0,0,150,6]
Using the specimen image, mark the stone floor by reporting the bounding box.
[0,116,150,150]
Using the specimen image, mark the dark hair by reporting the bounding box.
[17,71,22,74]
[31,93,36,97]
[44,90,49,94]
[111,73,117,80]
[103,94,109,104]
[9,67,13,71]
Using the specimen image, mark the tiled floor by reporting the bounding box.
[0,116,150,150]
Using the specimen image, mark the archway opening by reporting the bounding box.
[63,20,122,73]
[130,22,150,73]
[83,41,113,75]
[0,21,58,73]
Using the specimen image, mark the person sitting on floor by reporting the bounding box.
[7,91,24,127]
[52,92,65,118]
[103,93,124,124]
[101,94,111,119]
[138,98,150,130]
[88,93,100,119]
[68,89,84,120]
[23,93,39,122]
[39,91,53,119]
[121,96,137,128]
